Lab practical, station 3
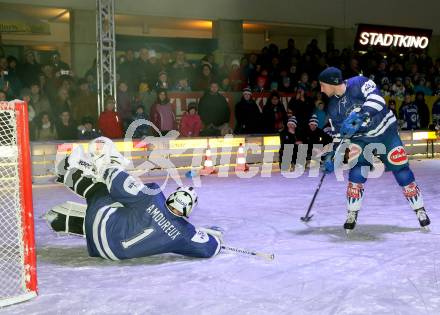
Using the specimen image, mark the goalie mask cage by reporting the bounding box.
[0,101,37,307]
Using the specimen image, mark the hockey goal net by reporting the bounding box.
[0,100,37,307]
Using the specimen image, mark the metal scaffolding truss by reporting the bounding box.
[96,0,117,113]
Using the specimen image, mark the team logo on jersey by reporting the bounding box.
[361,80,376,97]
[123,177,142,195]
[191,230,209,244]
[387,146,408,165]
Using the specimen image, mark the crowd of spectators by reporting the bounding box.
[2,38,440,142]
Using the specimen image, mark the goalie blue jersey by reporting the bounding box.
[83,169,220,260]
[327,76,397,142]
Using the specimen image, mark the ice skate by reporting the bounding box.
[344,210,358,235]
[415,207,430,232]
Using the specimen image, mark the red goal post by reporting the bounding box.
[0,100,37,307]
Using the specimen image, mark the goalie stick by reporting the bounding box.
[221,245,275,261]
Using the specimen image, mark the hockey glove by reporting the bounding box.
[340,111,369,138]
[322,151,335,174]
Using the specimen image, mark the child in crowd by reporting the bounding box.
[132,105,150,138]
[279,116,303,171]
[179,102,202,137]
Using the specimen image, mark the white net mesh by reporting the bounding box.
[0,102,27,305]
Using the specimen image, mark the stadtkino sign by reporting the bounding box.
[355,24,432,51]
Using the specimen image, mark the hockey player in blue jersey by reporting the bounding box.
[48,137,221,260]
[318,67,430,232]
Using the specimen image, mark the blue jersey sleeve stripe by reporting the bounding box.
[100,207,119,261]
[92,206,112,260]
[365,111,395,136]
[366,94,386,104]
[364,101,383,111]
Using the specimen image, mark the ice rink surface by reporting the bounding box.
[5,159,440,315]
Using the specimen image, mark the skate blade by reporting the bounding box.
[421,226,431,232]
[345,229,353,237]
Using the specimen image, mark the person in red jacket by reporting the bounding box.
[98,97,124,139]
[179,102,202,137]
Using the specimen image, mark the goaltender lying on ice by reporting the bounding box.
[46,137,222,260]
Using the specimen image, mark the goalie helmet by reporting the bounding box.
[166,186,198,218]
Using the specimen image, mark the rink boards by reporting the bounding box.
[28,131,440,184]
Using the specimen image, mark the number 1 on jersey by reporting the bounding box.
[121,228,154,249]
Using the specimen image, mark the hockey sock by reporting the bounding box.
[402,182,424,210]
[346,182,364,211]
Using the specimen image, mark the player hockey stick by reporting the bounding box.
[300,138,348,222]
[221,245,275,261]
[300,172,326,222]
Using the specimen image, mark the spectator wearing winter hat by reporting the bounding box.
[234,88,263,134]
[146,49,162,87]
[179,102,202,137]
[229,59,245,91]
[154,71,170,91]
[279,116,303,171]
[131,105,150,139]
[303,114,332,161]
